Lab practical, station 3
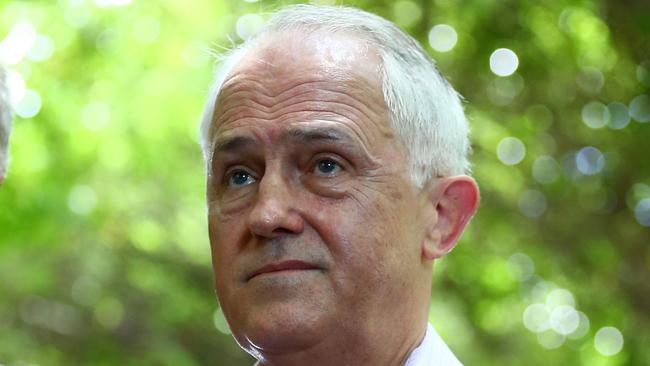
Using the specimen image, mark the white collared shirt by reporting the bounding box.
[404,323,463,366]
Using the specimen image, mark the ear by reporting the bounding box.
[422,176,480,260]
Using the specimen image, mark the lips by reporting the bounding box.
[248,260,320,281]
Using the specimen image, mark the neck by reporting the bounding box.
[256,305,429,366]
[253,265,435,366]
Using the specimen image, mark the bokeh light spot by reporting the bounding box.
[550,305,580,335]
[607,102,630,129]
[625,183,650,210]
[130,219,164,253]
[523,303,550,333]
[594,327,624,356]
[94,297,124,329]
[575,146,604,175]
[428,24,457,52]
[537,330,565,349]
[532,155,560,184]
[581,101,609,128]
[629,95,650,122]
[488,74,525,105]
[546,288,575,308]
[71,276,102,306]
[576,66,604,93]
[567,311,590,339]
[497,137,526,165]
[0,21,37,65]
[68,185,98,215]
[489,48,519,76]
[14,89,42,119]
[27,35,55,62]
[637,62,650,87]
[5,68,26,107]
[236,13,265,40]
[519,190,547,218]
[530,281,554,304]
[537,132,557,155]
[635,198,650,227]
[393,1,422,28]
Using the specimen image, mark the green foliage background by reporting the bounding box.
[1,0,649,365]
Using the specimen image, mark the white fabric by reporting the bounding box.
[404,323,463,366]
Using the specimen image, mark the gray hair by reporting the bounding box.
[200,4,471,186]
[0,67,12,179]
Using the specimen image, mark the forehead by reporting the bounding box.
[230,30,382,87]
[208,31,393,143]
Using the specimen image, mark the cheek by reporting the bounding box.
[208,198,249,241]
[312,189,403,272]
[340,187,408,241]
[317,181,419,267]
[208,210,246,278]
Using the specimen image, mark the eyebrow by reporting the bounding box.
[211,125,367,165]
[213,135,257,153]
[286,127,354,144]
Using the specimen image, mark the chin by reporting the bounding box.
[234,301,329,354]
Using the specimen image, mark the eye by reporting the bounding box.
[226,169,256,187]
[313,158,342,176]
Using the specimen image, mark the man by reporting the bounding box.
[0,67,12,184]
[200,5,479,366]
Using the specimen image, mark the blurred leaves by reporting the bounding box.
[0,0,648,365]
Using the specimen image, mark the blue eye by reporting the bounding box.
[315,159,341,175]
[227,169,256,187]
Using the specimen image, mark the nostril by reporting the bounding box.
[273,227,294,235]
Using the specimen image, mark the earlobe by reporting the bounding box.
[421,176,480,260]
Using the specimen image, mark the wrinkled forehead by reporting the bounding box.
[205,30,393,149]
[221,30,384,97]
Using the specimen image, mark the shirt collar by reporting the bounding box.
[404,323,463,366]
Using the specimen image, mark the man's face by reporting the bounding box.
[207,33,430,353]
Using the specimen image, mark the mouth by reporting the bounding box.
[247,260,321,281]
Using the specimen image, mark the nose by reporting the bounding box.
[247,171,304,239]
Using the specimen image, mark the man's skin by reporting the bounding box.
[205,30,479,366]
